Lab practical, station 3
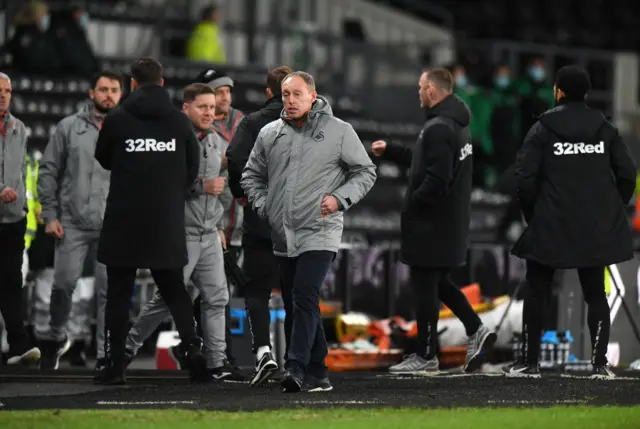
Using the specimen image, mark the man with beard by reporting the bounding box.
[242,71,377,392]
[93,57,206,385]
[227,65,293,386]
[371,68,496,375]
[506,66,636,379]
[37,70,123,370]
[0,72,42,366]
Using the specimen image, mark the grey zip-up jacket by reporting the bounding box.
[0,112,28,224]
[38,105,110,230]
[186,130,225,240]
[241,96,377,257]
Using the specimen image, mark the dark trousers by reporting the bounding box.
[0,218,30,354]
[411,266,482,359]
[243,243,280,351]
[523,261,609,366]
[278,250,334,378]
[105,266,198,366]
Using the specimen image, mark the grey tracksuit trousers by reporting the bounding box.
[126,232,228,368]
[37,226,108,359]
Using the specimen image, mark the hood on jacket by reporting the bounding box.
[281,95,333,124]
[538,101,606,142]
[121,85,177,119]
[426,94,471,128]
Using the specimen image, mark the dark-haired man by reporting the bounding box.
[506,65,637,379]
[93,57,207,384]
[227,65,293,386]
[124,83,243,381]
[242,71,376,392]
[37,70,123,370]
[372,68,496,376]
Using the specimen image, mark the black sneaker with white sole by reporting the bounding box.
[39,337,71,370]
[210,360,247,382]
[591,364,616,379]
[186,338,209,383]
[250,352,279,386]
[168,344,189,370]
[503,361,541,378]
[281,366,305,393]
[302,374,333,393]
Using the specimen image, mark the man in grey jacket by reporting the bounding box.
[242,71,377,392]
[123,83,240,380]
[0,72,42,365]
[37,70,123,370]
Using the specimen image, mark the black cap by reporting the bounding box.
[555,65,591,102]
[195,68,234,90]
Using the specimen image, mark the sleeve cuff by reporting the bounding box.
[332,193,350,211]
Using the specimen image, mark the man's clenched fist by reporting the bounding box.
[203,176,226,196]
[321,194,339,216]
[45,219,65,239]
[371,140,387,157]
[0,187,17,203]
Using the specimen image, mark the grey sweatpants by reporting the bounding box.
[36,226,108,359]
[126,233,228,368]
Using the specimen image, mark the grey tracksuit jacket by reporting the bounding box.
[187,131,226,235]
[241,96,377,257]
[0,112,28,224]
[38,105,110,230]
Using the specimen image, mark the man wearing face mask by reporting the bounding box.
[506,66,636,379]
[54,6,100,78]
[516,58,555,135]
[37,71,123,370]
[371,68,496,376]
[489,64,521,175]
[4,1,62,75]
[450,64,493,187]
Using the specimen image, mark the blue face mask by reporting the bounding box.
[78,13,89,28]
[455,74,468,88]
[39,14,50,31]
[529,66,545,82]
[494,75,510,89]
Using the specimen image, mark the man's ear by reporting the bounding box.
[266,88,273,99]
[311,91,317,103]
[160,78,165,87]
[182,103,189,114]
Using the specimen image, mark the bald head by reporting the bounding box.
[0,73,12,114]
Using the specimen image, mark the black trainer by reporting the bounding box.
[250,352,279,386]
[39,337,71,370]
[169,343,190,370]
[302,374,333,392]
[7,343,41,366]
[591,364,616,379]
[210,360,247,382]
[96,358,109,372]
[281,365,305,393]
[66,341,87,367]
[186,338,208,382]
[94,362,126,385]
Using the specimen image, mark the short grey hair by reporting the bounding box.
[0,72,10,83]
[283,71,315,91]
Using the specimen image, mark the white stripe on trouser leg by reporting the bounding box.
[191,235,228,369]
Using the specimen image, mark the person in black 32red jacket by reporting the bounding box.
[505,65,637,380]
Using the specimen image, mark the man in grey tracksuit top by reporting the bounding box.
[37,71,123,370]
[0,72,42,365]
[242,72,377,392]
[125,84,229,376]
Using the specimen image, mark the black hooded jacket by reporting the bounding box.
[512,100,636,268]
[226,97,283,246]
[95,85,200,269]
[383,94,474,267]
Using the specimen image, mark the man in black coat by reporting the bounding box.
[226,65,292,386]
[506,66,637,379]
[372,68,496,375]
[93,57,207,384]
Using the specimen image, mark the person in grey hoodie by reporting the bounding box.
[37,70,123,370]
[0,72,42,366]
[241,71,377,392]
[123,83,242,381]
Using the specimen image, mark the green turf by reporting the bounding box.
[1,407,640,429]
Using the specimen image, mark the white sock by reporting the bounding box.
[256,346,270,361]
